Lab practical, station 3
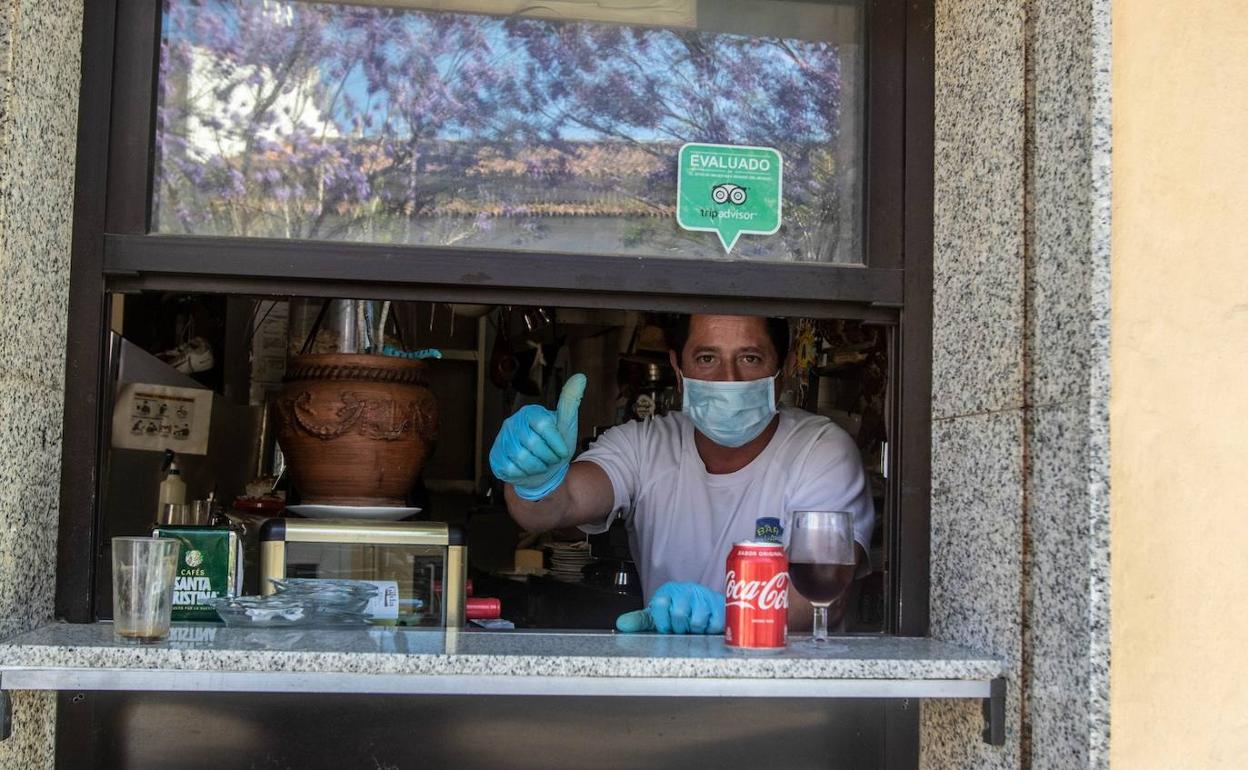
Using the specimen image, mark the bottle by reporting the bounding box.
[157,449,187,522]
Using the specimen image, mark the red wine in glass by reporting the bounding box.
[788,562,854,605]
[787,510,855,646]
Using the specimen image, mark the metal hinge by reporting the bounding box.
[0,678,11,742]
[982,676,1007,746]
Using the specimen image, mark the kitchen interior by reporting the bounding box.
[97,292,893,633]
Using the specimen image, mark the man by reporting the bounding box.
[489,314,874,634]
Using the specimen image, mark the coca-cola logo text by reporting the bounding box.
[725,570,789,610]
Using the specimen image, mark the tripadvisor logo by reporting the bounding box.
[676,143,782,254]
[184,549,203,568]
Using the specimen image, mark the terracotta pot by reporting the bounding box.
[276,354,438,506]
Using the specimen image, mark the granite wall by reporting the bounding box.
[1023,0,1112,766]
[922,0,1027,765]
[921,0,1112,768]
[0,0,83,766]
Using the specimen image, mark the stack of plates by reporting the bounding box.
[546,541,594,583]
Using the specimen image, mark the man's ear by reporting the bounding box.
[668,349,683,389]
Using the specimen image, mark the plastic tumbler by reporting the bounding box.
[112,536,180,643]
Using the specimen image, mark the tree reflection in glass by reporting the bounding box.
[154,0,863,263]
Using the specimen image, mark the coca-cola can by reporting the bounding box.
[724,541,789,651]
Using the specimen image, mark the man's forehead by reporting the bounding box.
[686,315,773,348]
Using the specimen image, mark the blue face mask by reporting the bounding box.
[681,373,779,448]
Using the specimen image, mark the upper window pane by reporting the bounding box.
[153,0,864,264]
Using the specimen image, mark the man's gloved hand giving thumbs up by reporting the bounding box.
[489,374,588,501]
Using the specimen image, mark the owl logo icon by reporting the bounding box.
[711,183,748,206]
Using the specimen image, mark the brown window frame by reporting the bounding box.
[57,0,932,636]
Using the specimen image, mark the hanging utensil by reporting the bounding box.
[489,311,519,390]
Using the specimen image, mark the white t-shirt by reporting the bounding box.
[577,407,875,600]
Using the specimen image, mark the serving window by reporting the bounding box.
[58,0,931,636]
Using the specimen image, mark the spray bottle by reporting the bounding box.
[157,449,187,522]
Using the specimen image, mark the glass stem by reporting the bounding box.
[812,604,829,642]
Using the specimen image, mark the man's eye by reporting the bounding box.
[696,355,715,365]
[741,355,761,365]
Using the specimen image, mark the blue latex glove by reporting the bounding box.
[489,374,587,501]
[616,582,726,635]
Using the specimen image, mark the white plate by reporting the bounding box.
[286,505,422,522]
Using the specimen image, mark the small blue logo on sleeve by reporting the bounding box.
[754,517,783,543]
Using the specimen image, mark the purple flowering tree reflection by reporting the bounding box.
[155,0,859,262]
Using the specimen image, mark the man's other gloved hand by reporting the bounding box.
[489,374,587,501]
[615,582,726,635]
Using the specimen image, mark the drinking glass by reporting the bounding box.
[188,499,213,525]
[787,511,855,646]
[160,503,190,526]
[112,537,180,643]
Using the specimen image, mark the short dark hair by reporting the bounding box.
[663,314,790,364]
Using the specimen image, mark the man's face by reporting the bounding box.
[671,315,780,382]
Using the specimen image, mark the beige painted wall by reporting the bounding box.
[1111,3,1248,767]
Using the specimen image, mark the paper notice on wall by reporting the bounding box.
[111,383,213,455]
[249,300,289,405]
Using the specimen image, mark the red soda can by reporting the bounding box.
[724,541,789,650]
[465,597,501,620]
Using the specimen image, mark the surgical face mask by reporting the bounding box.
[681,373,779,448]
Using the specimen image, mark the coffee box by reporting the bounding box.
[153,525,241,622]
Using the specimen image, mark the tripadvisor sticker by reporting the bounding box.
[676,143,783,254]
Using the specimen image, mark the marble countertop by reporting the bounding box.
[0,623,1004,697]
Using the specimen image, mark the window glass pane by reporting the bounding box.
[153,0,864,263]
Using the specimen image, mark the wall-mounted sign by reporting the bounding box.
[676,143,783,254]
[111,383,213,455]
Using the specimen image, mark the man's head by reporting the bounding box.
[665,314,792,382]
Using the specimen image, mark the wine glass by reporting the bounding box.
[787,510,855,647]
